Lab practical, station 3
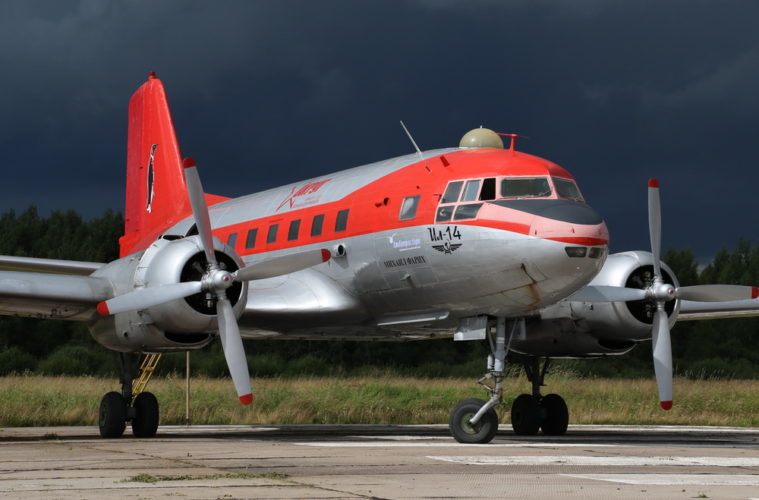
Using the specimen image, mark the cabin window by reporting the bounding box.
[311,214,324,237]
[554,177,584,201]
[461,179,481,201]
[335,209,349,232]
[267,224,278,243]
[227,232,238,248]
[500,177,551,198]
[399,195,420,220]
[441,181,463,203]
[453,203,482,220]
[245,228,258,249]
[479,178,496,200]
[288,219,301,241]
[436,205,454,222]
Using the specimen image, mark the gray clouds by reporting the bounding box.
[1,0,757,262]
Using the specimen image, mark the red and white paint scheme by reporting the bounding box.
[1,74,757,443]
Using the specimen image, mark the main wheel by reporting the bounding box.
[511,394,540,435]
[540,393,569,436]
[449,398,499,444]
[99,391,126,438]
[132,392,159,438]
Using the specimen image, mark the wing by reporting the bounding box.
[238,268,365,337]
[0,255,110,320]
[677,299,759,321]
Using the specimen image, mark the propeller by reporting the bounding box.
[97,157,330,405]
[570,178,758,410]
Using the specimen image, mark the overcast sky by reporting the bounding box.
[1,0,757,262]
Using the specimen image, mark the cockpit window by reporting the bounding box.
[479,178,496,200]
[461,180,481,201]
[553,177,584,201]
[500,177,551,198]
[441,181,463,204]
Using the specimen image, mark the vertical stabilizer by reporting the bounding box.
[119,73,191,257]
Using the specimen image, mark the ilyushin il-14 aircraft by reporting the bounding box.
[1,73,758,443]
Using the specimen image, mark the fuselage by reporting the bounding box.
[167,146,609,337]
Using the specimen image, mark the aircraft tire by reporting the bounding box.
[449,398,499,444]
[511,394,540,435]
[99,392,126,438]
[132,392,159,438]
[540,394,569,436]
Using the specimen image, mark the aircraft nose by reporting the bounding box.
[526,201,609,246]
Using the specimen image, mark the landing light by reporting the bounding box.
[565,247,587,258]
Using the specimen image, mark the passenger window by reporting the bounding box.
[267,224,278,244]
[479,178,496,200]
[311,214,324,237]
[227,232,238,248]
[399,195,420,220]
[453,203,483,220]
[441,181,463,203]
[288,220,301,241]
[335,209,349,232]
[460,180,480,201]
[245,228,258,249]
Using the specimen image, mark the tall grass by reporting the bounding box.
[0,374,757,427]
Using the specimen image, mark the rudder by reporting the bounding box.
[119,73,191,257]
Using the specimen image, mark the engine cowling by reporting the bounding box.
[509,251,680,358]
[88,235,247,352]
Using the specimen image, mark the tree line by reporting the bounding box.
[0,206,756,379]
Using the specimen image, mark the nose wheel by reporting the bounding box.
[448,318,570,443]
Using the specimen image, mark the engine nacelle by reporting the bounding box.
[510,251,680,358]
[88,235,247,353]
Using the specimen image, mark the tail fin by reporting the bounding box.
[119,73,191,257]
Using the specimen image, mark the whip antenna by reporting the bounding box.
[400,120,424,160]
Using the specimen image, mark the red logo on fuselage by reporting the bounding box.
[276,179,332,211]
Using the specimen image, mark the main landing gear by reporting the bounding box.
[99,353,162,438]
[448,318,569,443]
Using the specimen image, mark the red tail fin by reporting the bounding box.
[119,73,191,257]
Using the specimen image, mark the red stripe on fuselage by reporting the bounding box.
[206,149,603,255]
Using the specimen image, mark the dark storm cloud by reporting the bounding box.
[1,0,757,262]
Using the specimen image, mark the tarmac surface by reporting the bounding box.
[0,424,758,499]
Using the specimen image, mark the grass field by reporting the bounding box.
[1,374,757,427]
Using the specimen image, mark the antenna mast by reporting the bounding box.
[400,120,424,160]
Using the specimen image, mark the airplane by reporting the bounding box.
[1,72,757,443]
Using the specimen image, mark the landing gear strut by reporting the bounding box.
[448,318,569,443]
[98,353,161,438]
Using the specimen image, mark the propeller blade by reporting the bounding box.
[234,248,331,282]
[651,309,673,410]
[97,281,202,316]
[677,284,759,302]
[569,285,647,303]
[216,295,253,405]
[648,178,662,280]
[183,158,218,269]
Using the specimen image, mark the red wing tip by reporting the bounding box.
[648,178,660,188]
[752,286,759,299]
[660,400,673,410]
[182,157,196,169]
[239,394,254,405]
[96,302,110,316]
[321,249,331,262]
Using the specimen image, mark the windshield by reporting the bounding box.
[553,177,584,201]
[500,177,551,198]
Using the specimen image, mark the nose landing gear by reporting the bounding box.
[448,318,569,443]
